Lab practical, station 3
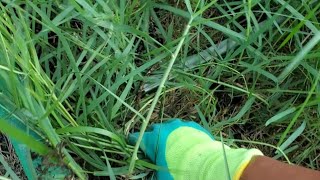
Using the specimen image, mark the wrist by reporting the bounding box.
[241,156,320,180]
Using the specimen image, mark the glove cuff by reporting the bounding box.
[227,148,264,180]
[189,145,263,180]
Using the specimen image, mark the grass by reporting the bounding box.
[0,0,320,179]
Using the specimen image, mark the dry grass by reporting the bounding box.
[0,134,26,179]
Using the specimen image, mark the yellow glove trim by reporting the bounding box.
[233,160,251,180]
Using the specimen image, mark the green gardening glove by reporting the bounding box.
[129,119,263,180]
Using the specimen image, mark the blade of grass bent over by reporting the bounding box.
[128,16,194,173]
[278,32,320,82]
[0,120,50,155]
[278,66,320,146]
[278,121,306,152]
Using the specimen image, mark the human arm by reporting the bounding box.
[241,156,320,180]
[129,119,320,180]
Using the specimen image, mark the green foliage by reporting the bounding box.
[0,0,320,178]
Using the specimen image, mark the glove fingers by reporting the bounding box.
[155,119,214,140]
[129,130,159,162]
[128,132,149,155]
[128,131,157,159]
[128,132,139,146]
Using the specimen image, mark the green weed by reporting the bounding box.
[0,0,319,179]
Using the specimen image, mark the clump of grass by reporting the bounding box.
[0,0,320,179]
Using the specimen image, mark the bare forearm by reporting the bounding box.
[241,156,320,180]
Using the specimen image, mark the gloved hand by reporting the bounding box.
[129,119,263,180]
